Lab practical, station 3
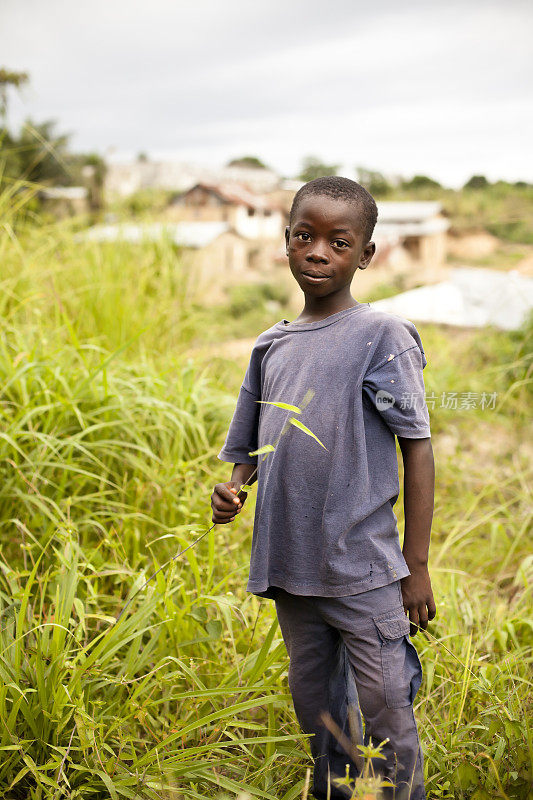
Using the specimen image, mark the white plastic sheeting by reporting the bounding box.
[370,267,533,330]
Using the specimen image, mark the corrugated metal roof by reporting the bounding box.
[40,186,88,200]
[176,182,278,211]
[79,221,233,248]
[174,221,231,247]
[377,201,443,222]
[376,218,450,237]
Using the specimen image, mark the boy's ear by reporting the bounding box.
[284,226,290,254]
[358,241,376,270]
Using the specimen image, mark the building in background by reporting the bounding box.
[100,161,453,307]
[375,201,450,270]
[166,183,283,241]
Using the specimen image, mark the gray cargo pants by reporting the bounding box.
[273,580,426,800]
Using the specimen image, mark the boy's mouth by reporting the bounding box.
[301,271,330,283]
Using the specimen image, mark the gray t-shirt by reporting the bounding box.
[217,303,431,599]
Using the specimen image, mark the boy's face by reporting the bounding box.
[285,195,375,297]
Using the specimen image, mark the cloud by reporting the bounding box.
[1,0,532,185]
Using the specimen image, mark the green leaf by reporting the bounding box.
[206,619,223,639]
[0,601,20,620]
[190,606,208,623]
[95,770,119,800]
[240,483,255,492]
[454,762,479,788]
[248,444,275,456]
[289,417,328,450]
[75,712,91,751]
[256,400,302,414]
[9,766,32,790]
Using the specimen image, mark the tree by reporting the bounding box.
[356,167,392,197]
[1,120,68,188]
[1,117,106,209]
[463,175,490,190]
[298,156,340,183]
[401,174,442,191]
[13,118,73,184]
[0,67,29,121]
[0,69,71,187]
[0,127,21,180]
[69,151,107,210]
[0,69,29,185]
[0,69,105,209]
[227,155,269,170]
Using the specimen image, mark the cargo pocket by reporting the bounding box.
[373,611,423,709]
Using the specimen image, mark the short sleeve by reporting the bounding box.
[363,346,431,438]
[217,358,260,465]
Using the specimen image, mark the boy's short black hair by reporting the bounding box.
[289,176,378,244]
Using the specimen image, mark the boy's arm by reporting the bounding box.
[397,436,437,637]
[230,462,257,488]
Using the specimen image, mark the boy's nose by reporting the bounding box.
[306,249,329,264]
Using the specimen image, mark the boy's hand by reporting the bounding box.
[400,565,436,637]
[210,481,248,524]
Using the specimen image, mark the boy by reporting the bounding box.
[211,176,436,800]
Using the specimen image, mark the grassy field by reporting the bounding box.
[0,189,531,799]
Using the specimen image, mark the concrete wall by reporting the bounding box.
[166,202,283,241]
[232,205,283,240]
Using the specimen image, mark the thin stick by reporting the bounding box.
[115,471,258,623]
[115,524,216,623]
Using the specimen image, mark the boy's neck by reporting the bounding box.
[294,291,362,324]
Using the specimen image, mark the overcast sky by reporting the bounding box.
[2,0,532,187]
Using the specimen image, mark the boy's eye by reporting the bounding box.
[295,232,311,241]
[333,240,349,248]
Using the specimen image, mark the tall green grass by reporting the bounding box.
[0,189,305,798]
[0,528,305,799]
[0,184,531,798]
[396,317,533,799]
